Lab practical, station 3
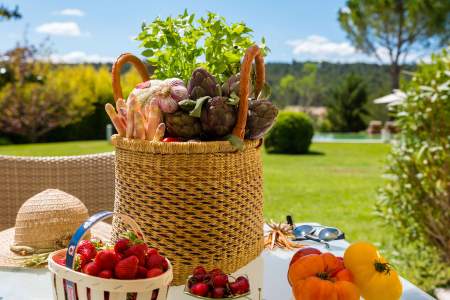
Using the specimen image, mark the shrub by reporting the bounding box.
[326,73,369,132]
[265,111,314,154]
[377,49,450,292]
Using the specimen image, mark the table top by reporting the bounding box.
[0,226,435,300]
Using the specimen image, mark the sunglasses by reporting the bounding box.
[286,216,345,249]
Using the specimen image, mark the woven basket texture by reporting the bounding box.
[111,136,264,285]
[0,153,115,231]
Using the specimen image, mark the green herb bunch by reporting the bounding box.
[136,10,268,83]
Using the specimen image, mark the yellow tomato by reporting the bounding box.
[344,242,402,300]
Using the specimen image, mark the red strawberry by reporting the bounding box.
[53,256,66,266]
[82,262,100,276]
[211,273,228,288]
[125,243,148,266]
[95,249,119,271]
[137,266,148,279]
[114,255,139,279]
[161,259,169,271]
[190,282,209,297]
[77,240,97,260]
[146,254,165,269]
[146,268,163,278]
[147,248,158,256]
[98,269,113,279]
[114,238,130,254]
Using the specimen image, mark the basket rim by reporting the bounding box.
[48,249,173,291]
[111,135,263,154]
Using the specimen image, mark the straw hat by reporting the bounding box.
[0,189,111,268]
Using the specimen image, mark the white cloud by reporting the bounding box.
[49,51,114,64]
[56,8,85,17]
[286,35,425,63]
[36,22,82,37]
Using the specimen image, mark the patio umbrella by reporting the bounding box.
[373,89,406,106]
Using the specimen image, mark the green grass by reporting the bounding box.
[0,140,391,245]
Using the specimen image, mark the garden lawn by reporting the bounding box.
[0,141,391,245]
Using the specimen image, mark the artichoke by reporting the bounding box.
[165,111,202,139]
[201,96,237,138]
[188,68,221,99]
[245,100,278,139]
[221,73,253,98]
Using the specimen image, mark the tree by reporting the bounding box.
[0,4,21,21]
[326,74,368,132]
[338,0,450,89]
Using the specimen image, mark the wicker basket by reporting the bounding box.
[111,45,265,285]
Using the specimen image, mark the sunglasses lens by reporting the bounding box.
[318,228,340,241]
[293,225,313,238]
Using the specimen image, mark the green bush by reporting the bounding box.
[377,49,450,292]
[265,111,314,154]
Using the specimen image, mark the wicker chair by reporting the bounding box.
[0,152,115,231]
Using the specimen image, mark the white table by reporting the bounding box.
[0,229,435,300]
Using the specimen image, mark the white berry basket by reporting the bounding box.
[48,211,173,300]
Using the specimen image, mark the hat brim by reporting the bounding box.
[0,222,112,269]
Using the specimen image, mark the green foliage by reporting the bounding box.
[137,10,268,82]
[0,4,21,21]
[377,49,450,291]
[338,0,450,89]
[326,74,369,132]
[265,111,314,154]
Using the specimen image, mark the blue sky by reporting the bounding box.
[0,0,425,63]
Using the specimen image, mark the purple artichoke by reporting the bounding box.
[188,68,221,100]
[200,96,237,138]
[165,111,202,139]
[245,100,278,139]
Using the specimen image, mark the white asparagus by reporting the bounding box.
[145,100,162,140]
[116,98,127,126]
[126,97,137,138]
[152,123,165,142]
[134,111,146,140]
[105,103,126,137]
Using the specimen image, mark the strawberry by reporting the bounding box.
[161,259,169,271]
[147,248,158,256]
[136,266,148,279]
[125,243,148,266]
[95,249,119,271]
[114,238,130,254]
[146,268,163,278]
[146,254,165,269]
[82,262,100,276]
[98,269,113,279]
[53,256,66,266]
[77,240,97,266]
[114,255,139,279]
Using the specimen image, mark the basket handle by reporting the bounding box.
[232,45,265,139]
[65,211,145,270]
[112,53,150,101]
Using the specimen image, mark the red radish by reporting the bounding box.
[211,287,226,298]
[229,281,242,295]
[114,255,139,279]
[146,268,164,278]
[236,276,250,293]
[190,282,209,297]
[82,262,100,276]
[114,238,130,254]
[290,247,322,266]
[98,269,113,279]
[209,268,223,276]
[211,273,228,288]
[95,250,119,271]
[193,266,207,276]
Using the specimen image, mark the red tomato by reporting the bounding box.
[290,247,322,266]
